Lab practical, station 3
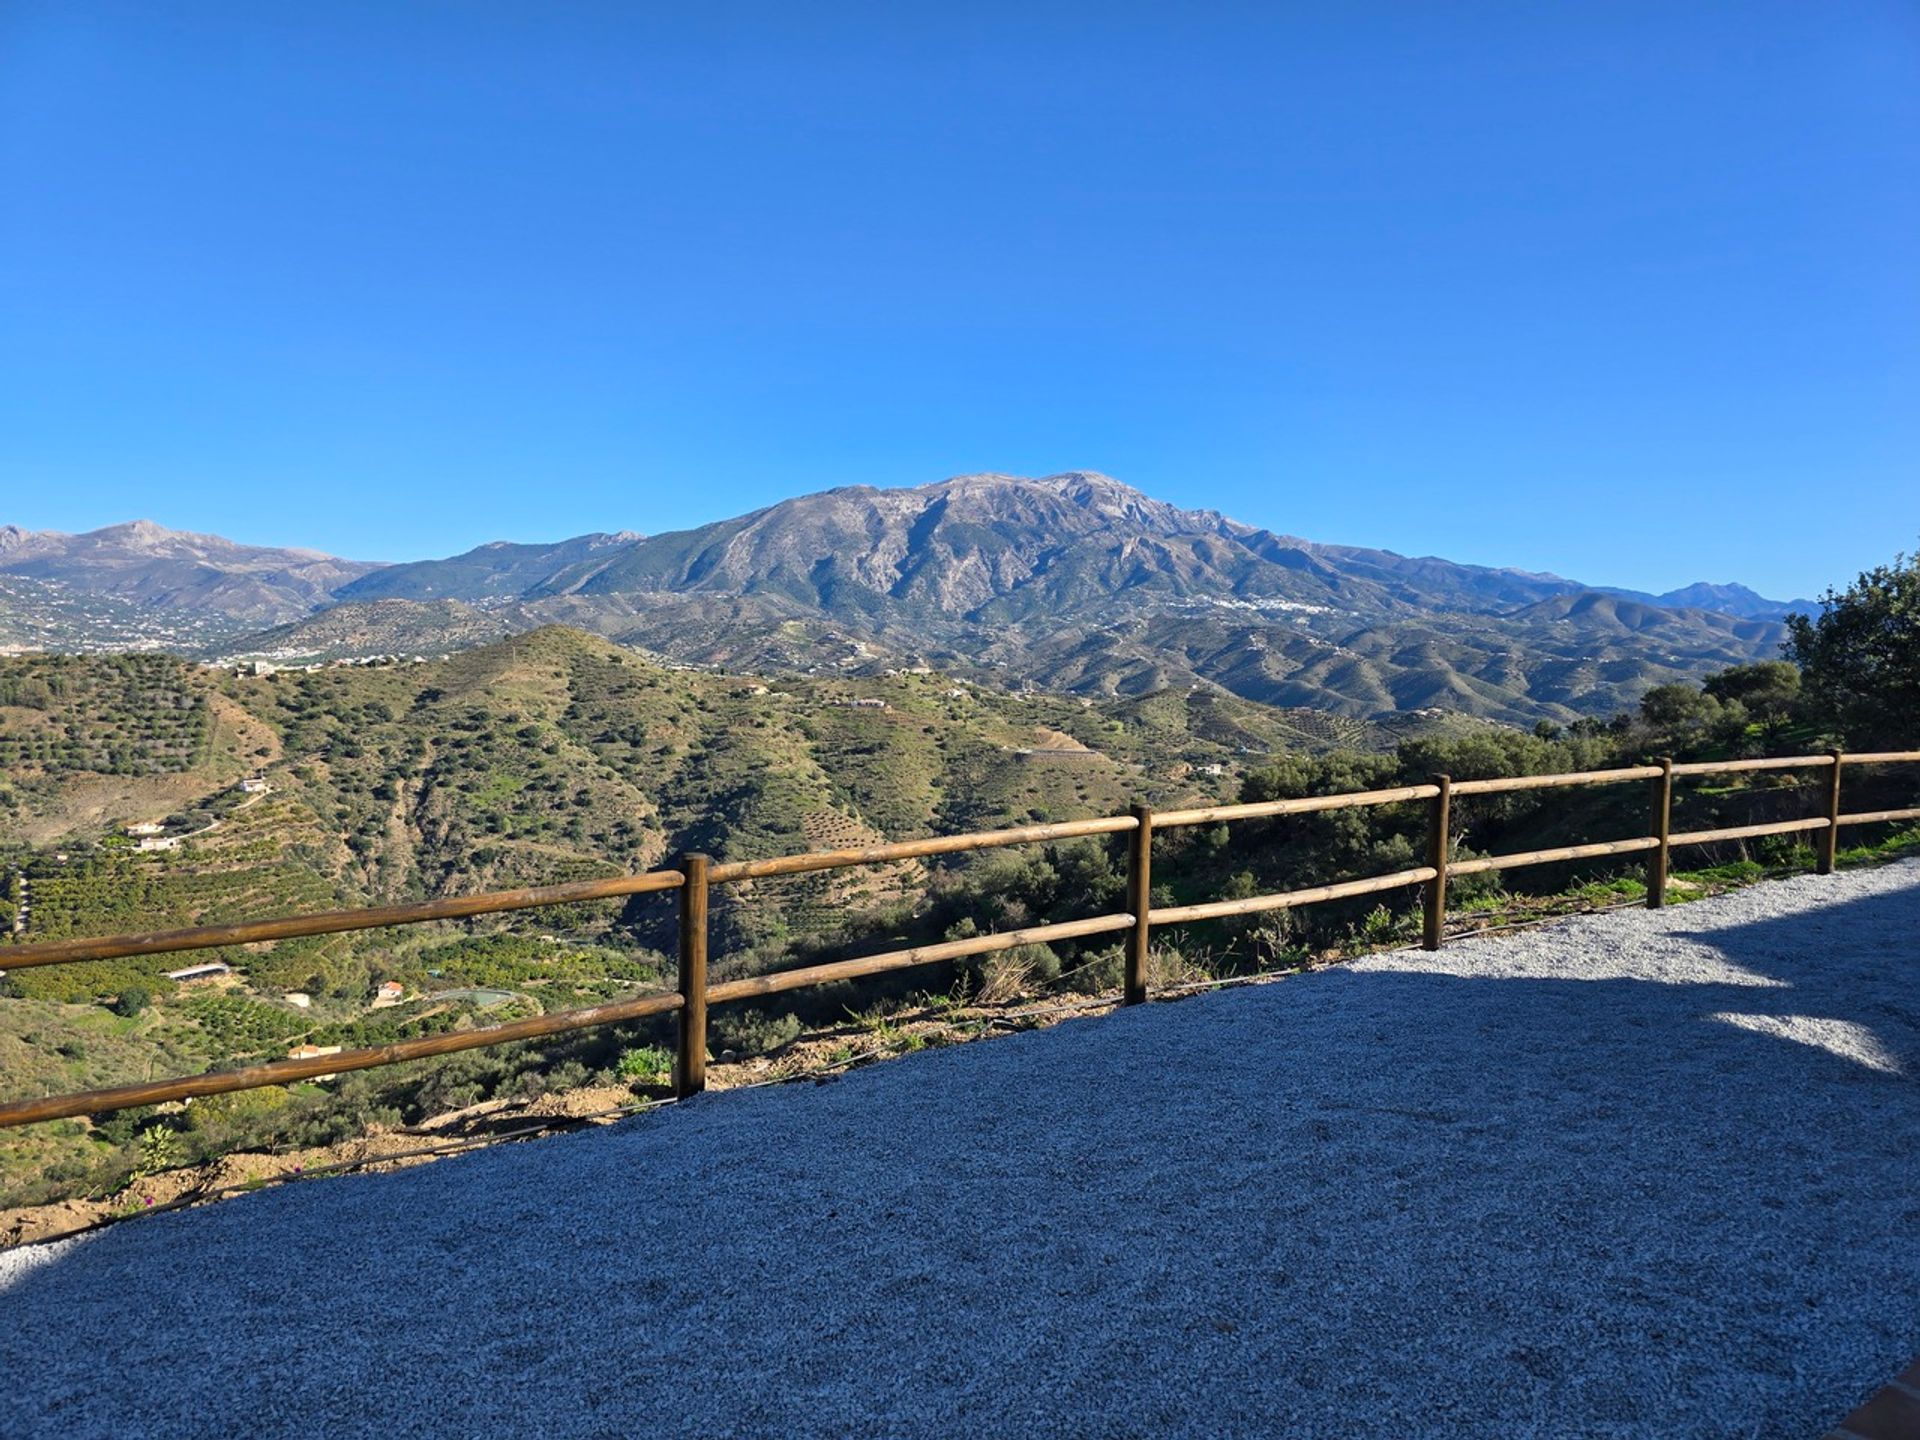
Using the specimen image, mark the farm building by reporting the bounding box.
[164,962,232,983]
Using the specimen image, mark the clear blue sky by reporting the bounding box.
[2,3,1915,599]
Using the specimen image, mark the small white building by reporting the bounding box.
[283,992,312,1009]
[239,776,270,794]
[371,980,405,1007]
[136,836,182,853]
[125,821,165,837]
[165,961,232,983]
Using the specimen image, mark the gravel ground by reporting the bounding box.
[4,862,1918,1438]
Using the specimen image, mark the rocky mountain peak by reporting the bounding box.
[89,519,180,549]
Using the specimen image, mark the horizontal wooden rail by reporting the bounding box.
[1154,784,1441,829]
[1449,766,1663,796]
[2,745,1914,1132]
[0,989,686,1129]
[707,913,1135,1003]
[1669,754,1835,776]
[1449,836,1660,877]
[0,870,687,972]
[1837,807,1920,827]
[1149,866,1438,925]
[707,816,1138,884]
[1668,816,1832,847]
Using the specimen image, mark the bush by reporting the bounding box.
[615,1045,674,1082]
[110,986,150,1017]
[711,1009,802,1057]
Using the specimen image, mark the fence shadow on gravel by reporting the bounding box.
[2,870,1917,1438]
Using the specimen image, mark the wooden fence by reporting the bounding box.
[1,748,1916,1131]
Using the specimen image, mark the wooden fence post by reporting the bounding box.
[675,853,710,1098]
[1647,757,1674,908]
[1423,775,1450,951]
[1124,802,1152,1005]
[1818,749,1844,875]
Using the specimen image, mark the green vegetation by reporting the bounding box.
[0,654,210,787]
[615,1045,674,1083]
[2,541,1916,1220]
[1786,547,1920,749]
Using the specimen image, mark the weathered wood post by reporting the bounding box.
[1124,802,1152,1005]
[1817,749,1844,875]
[1423,775,1450,951]
[675,853,710,1098]
[1647,757,1674,908]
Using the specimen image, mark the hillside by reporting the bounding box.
[7,472,1807,725]
[0,521,379,625]
[1,629,1396,883]
[0,627,1408,975]
[0,631,1445,1201]
[0,575,245,655]
[218,599,514,663]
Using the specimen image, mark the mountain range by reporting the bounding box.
[0,472,1818,724]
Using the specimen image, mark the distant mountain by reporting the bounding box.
[1638,582,1819,622]
[0,520,380,625]
[4,474,1818,722]
[217,599,514,663]
[333,532,642,604]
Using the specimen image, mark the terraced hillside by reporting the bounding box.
[0,631,1431,1192]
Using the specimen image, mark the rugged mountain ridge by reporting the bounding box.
[3,473,1811,721]
[0,520,381,626]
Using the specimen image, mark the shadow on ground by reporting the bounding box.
[2,863,1916,1439]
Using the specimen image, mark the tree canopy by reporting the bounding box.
[1786,549,1920,749]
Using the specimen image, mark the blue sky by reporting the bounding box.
[2,2,1915,599]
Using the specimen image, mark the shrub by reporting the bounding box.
[711,1009,802,1057]
[615,1045,674,1082]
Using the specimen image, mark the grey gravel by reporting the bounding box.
[4,861,1919,1438]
